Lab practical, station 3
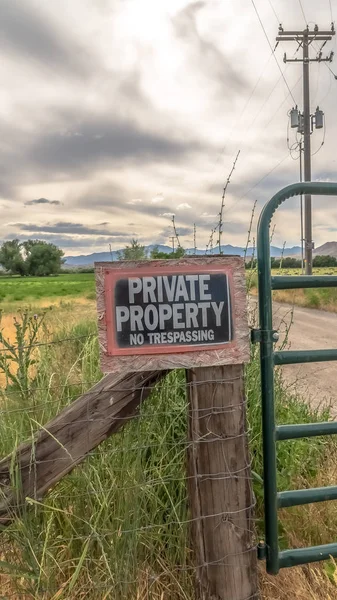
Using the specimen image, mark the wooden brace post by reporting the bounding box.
[0,369,166,526]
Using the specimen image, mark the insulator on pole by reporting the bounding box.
[290,107,299,128]
[315,107,324,129]
[297,113,304,135]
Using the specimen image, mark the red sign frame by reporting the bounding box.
[95,256,249,373]
[104,263,235,356]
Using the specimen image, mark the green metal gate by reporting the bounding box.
[254,181,337,574]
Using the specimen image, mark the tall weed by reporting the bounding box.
[0,315,335,598]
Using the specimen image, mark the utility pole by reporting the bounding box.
[277,24,335,274]
[299,140,304,274]
[169,236,175,254]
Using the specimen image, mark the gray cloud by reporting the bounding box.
[28,114,200,175]
[9,222,134,237]
[24,197,61,206]
[0,0,91,77]
[159,226,193,239]
[78,184,180,218]
[2,233,134,249]
[173,2,245,95]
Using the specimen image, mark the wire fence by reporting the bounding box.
[0,322,258,600]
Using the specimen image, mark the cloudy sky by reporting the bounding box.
[1,0,336,255]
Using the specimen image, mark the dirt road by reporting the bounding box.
[269,302,337,416]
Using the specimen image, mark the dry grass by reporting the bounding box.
[259,452,337,599]
[260,563,337,599]
[0,301,95,386]
[272,288,337,313]
[2,562,336,599]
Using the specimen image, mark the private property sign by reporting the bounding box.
[113,271,232,351]
[95,257,249,372]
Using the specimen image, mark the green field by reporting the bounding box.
[0,273,96,305]
[248,267,337,312]
[2,267,337,313]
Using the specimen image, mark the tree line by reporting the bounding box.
[246,255,337,269]
[117,239,185,260]
[1,237,336,277]
[0,238,185,277]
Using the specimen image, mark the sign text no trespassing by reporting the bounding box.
[112,271,233,352]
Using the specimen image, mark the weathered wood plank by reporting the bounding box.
[0,369,166,525]
[186,365,259,600]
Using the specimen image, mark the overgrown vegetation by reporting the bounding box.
[0,311,336,598]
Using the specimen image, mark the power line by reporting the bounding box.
[214,74,302,221]
[222,153,290,219]
[235,62,300,151]
[298,0,307,24]
[263,73,302,130]
[310,39,337,78]
[268,0,280,23]
[329,0,334,23]
[323,59,337,78]
[317,67,333,105]
[250,0,297,104]
[205,5,301,199]
[311,117,326,156]
[206,49,274,191]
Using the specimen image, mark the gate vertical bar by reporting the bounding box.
[257,209,279,574]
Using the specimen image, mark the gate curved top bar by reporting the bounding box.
[256,181,337,575]
[258,181,337,238]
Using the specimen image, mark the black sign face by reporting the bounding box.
[112,272,233,352]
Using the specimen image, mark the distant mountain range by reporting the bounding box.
[313,241,337,258]
[64,244,304,266]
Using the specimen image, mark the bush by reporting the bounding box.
[313,255,337,268]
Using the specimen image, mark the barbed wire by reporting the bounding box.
[0,467,256,509]
[0,333,97,354]
[0,374,244,399]
[0,437,253,477]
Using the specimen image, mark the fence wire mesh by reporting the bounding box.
[0,314,259,600]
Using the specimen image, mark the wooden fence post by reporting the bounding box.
[187,364,258,600]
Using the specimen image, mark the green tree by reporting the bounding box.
[281,257,301,269]
[150,245,186,259]
[173,246,185,258]
[25,241,64,276]
[118,239,146,260]
[270,257,301,269]
[0,240,26,275]
[0,239,64,276]
[313,255,337,267]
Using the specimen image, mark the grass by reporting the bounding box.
[0,310,337,598]
[249,267,337,312]
[0,273,95,309]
